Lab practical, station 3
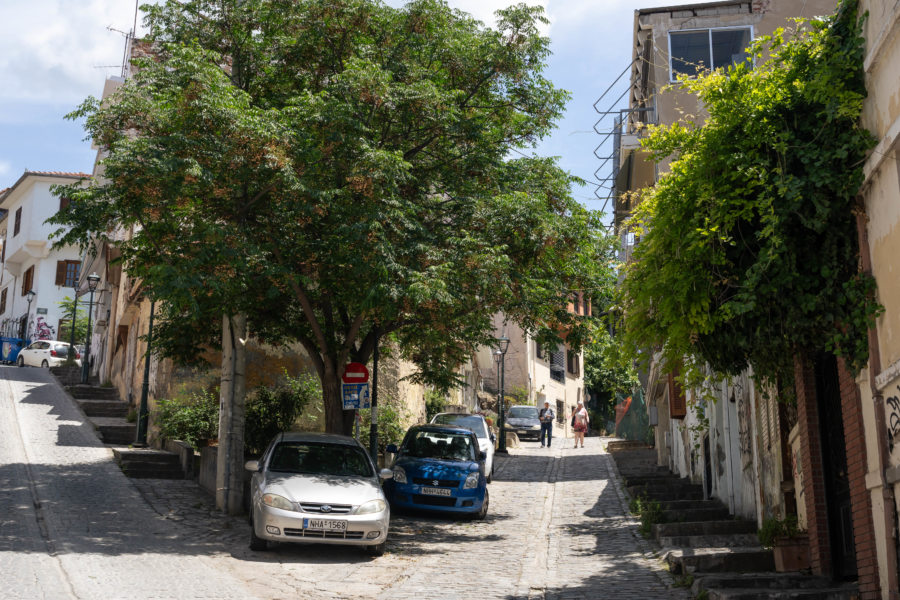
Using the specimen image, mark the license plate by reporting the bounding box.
[303,519,347,531]
[420,486,452,496]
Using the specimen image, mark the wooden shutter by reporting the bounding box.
[668,371,687,419]
[55,261,67,285]
[21,266,33,295]
[0,288,6,314]
[14,208,22,236]
[59,197,70,212]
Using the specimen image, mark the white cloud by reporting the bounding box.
[0,159,10,178]
[0,0,147,104]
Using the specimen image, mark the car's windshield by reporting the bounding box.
[508,406,539,419]
[403,430,476,461]
[431,414,487,439]
[267,442,373,477]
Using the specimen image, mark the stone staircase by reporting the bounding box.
[610,446,857,600]
[50,367,186,480]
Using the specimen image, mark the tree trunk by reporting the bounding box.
[322,369,355,435]
[216,313,247,515]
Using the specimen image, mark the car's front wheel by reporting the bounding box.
[41,360,49,368]
[486,462,493,484]
[248,515,268,551]
[16,356,24,367]
[472,489,489,520]
[366,542,386,557]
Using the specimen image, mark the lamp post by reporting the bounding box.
[81,273,100,384]
[24,290,35,341]
[67,289,79,362]
[135,300,155,447]
[495,335,510,454]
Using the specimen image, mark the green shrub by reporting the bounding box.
[425,389,447,422]
[629,493,666,537]
[154,389,219,449]
[758,515,801,548]
[358,402,408,455]
[244,372,320,457]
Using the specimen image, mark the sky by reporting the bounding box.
[0,0,720,217]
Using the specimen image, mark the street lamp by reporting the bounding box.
[495,335,510,454]
[24,290,35,340]
[81,273,100,384]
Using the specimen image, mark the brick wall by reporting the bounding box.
[794,353,832,574]
[837,357,881,599]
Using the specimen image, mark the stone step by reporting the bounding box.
[93,418,137,445]
[118,463,186,479]
[654,519,758,538]
[113,448,180,465]
[113,448,185,479]
[705,587,858,600]
[623,474,686,487]
[663,506,732,522]
[68,386,121,400]
[693,573,849,591]
[659,532,761,548]
[657,498,727,511]
[666,547,774,575]
[628,484,705,501]
[77,399,129,418]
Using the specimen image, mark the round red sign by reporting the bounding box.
[342,362,370,384]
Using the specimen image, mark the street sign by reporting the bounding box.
[342,382,371,410]
[342,362,370,384]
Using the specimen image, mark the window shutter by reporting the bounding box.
[59,197,70,212]
[14,208,22,236]
[0,288,6,314]
[668,371,687,419]
[55,261,67,286]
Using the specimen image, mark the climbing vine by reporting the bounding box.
[621,0,878,394]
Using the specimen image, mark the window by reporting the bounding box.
[13,207,22,236]
[670,27,752,79]
[549,347,566,383]
[566,349,580,376]
[0,288,6,314]
[21,265,34,296]
[55,260,81,287]
[668,371,687,419]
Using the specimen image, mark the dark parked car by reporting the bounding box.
[505,405,541,441]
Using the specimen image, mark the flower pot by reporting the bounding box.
[773,534,810,572]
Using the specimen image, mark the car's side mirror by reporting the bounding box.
[379,468,393,480]
[244,460,260,472]
[489,432,496,442]
[385,444,399,454]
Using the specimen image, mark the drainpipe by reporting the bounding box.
[856,207,900,598]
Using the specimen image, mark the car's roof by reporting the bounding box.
[432,413,485,420]
[411,424,475,434]
[271,431,361,446]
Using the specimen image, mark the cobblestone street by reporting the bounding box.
[1,366,688,599]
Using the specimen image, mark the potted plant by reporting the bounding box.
[758,515,810,572]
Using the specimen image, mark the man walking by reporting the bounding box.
[539,401,555,447]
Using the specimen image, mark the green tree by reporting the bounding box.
[620,0,877,392]
[583,327,638,418]
[50,0,614,445]
[56,296,88,347]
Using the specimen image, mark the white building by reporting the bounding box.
[0,171,89,343]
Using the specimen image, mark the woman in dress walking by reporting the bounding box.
[572,399,589,448]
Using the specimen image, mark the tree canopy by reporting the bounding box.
[51,0,615,433]
[620,0,878,392]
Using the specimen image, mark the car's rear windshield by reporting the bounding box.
[53,344,70,352]
[431,414,487,438]
[267,442,373,477]
[509,406,539,419]
[403,430,476,461]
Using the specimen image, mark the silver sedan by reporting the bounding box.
[245,432,392,555]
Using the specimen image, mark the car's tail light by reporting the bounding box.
[76,352,81,359]
[50,349,58,357]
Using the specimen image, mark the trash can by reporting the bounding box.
[1,337,25,365]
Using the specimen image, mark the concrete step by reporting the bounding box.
[113,448,185,479]
[623,474,686,487]
[77,399,129,418]
[659,532,761,548]
[693,573,850,592]
[705,587,858,600]
[663,506,731,522]
[68,386,120,400]
[657,498,727,511]
[665,547,774,575]
[93,418,137,445]
[655,519,758,539]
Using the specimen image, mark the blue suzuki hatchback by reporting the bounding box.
[384,424,488,519]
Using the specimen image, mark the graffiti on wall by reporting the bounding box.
[887,386,900,454]
[32,317,56,341]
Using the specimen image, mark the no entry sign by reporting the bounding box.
[342,362,370,384]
